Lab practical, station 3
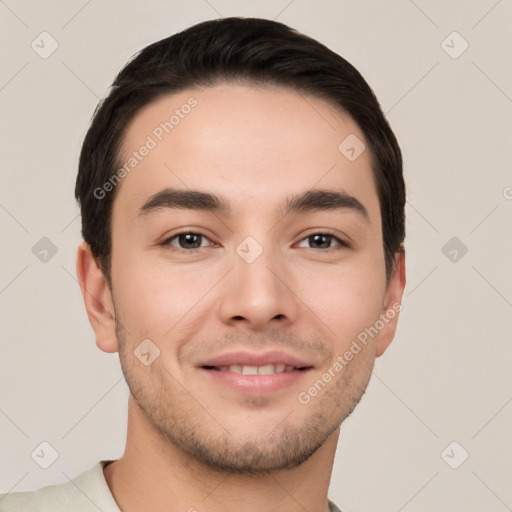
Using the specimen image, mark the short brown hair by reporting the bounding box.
[75,17,405,287]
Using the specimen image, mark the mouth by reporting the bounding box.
[197,350,314,394]
[202,364,311,375]
[197,349,313,370]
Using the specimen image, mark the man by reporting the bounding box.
[0,17,405,512]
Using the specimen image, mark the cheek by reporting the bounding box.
[111,253,218,338]
[297,264,385,350]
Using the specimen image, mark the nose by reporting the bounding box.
[217,241,301,331]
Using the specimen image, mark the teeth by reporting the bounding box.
[257,364,275,375]
[242,365,258,375]
[216,364,297,374]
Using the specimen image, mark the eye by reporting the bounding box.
[163,232,214,250]
[296,232,348,250]
[161,231,348,252]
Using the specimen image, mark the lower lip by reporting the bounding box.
[199,367,312,394]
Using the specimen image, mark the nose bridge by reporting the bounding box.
[218,234,299,329]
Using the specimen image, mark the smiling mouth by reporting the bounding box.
[202,364,311,375]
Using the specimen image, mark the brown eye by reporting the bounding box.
[164,232,212,250]
[297,233,345,250]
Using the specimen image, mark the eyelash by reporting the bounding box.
[296,230,350,251]
[160,230,350,253]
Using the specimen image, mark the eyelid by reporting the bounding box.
[160,228,351,252]
[295,229,351,249]
[160,229,217,250]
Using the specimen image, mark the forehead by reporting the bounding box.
[113,83,379,223]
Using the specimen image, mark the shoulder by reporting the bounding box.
[0,479,86,511]
[0,460,119,512]
[328,498,344,512]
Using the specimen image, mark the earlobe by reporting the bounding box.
[376,250,406,357]
[76,241,119,353]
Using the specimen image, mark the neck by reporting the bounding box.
[104,396,339,512]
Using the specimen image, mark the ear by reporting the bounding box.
[76,240,119,353]
[376,250,406,357]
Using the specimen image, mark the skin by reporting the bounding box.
[77,83,406,512]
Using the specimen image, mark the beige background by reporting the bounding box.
[1,1,511,510]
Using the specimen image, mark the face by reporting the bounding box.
[96,83,404,474]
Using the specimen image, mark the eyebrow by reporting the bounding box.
[136,187,369,223]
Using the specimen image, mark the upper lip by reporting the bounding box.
[198,350,313,369]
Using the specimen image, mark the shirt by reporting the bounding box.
[0,460,343,511]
